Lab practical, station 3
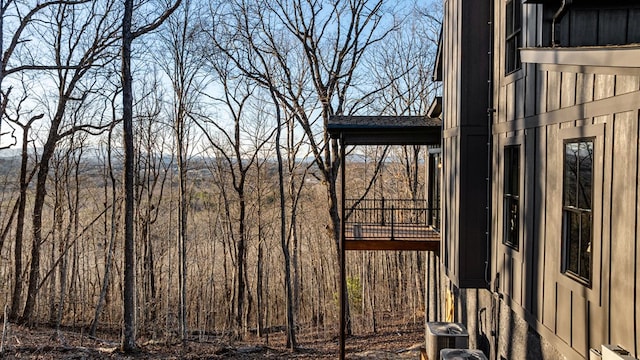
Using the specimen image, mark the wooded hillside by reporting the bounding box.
[0,0,441,350]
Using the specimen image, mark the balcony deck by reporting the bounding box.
[329,115,444,360]
[343,198,440,251]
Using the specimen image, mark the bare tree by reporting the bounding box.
[1,0,104,320]
[253,145,274,338]
[49,131,88,329]
[153,0,208,341]
[196,49,276,336]
[89,120,120,337]
[120,0,182,351]
[132,73,171,333]
[0,0,444,347]
[365,4,440,199]
[1,0,90,148]
[220,13,307,345]
[4,110,40,321]
[21,1,121,324]
[267,88,298,349]
[208,0,397,336]
[365,4,441,320]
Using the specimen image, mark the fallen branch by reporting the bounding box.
[4,345,116,356]
[1,304,8,354]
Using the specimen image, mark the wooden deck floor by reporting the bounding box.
[344,224,440,251]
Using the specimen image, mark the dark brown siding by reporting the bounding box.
[491,1,640,359]
[440,0,640,357]
[557,6,640,47]
[441,0,490,288]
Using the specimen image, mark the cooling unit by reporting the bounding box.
[440,348,487,360]
[601,345,637,360]
[425,322,469,360]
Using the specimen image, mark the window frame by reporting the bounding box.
[555,124,604,301]
[505,0,523,74]
[428,149,442,230]
[561,138,595,286]
[503,145,521,250]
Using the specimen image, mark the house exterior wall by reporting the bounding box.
[437,1,640,359]
[492,63,640,360]
[441,0,491,289]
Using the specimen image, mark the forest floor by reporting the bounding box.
[0,318,425,359]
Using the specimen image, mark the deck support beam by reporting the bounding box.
[344,240,440,252]
[339,135,346,360]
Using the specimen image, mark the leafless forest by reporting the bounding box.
[0,0,441,352]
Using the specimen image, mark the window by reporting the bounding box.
[505,0,522,74]
[562,139,594,285]
[428,150,441,229]
[503,145,520,249]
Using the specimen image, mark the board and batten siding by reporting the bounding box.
[494,71,640,360]
[491,2,640,360]
[441,0,491,289]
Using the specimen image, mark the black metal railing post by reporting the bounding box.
[344,198,436,240]
[391,205,395,240]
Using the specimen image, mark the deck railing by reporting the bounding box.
[344,198,439,241]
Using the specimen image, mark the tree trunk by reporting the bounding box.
[90,127,118,337]
[256,237,264,338]
[256,163,265,338]
[274,96,297,350]
[121,0,136,351]
[235,193,246,336]
[9,122,33,320]
[177,123,188,343]
[22,129,58,323]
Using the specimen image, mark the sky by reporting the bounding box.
[0,0,441,156]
